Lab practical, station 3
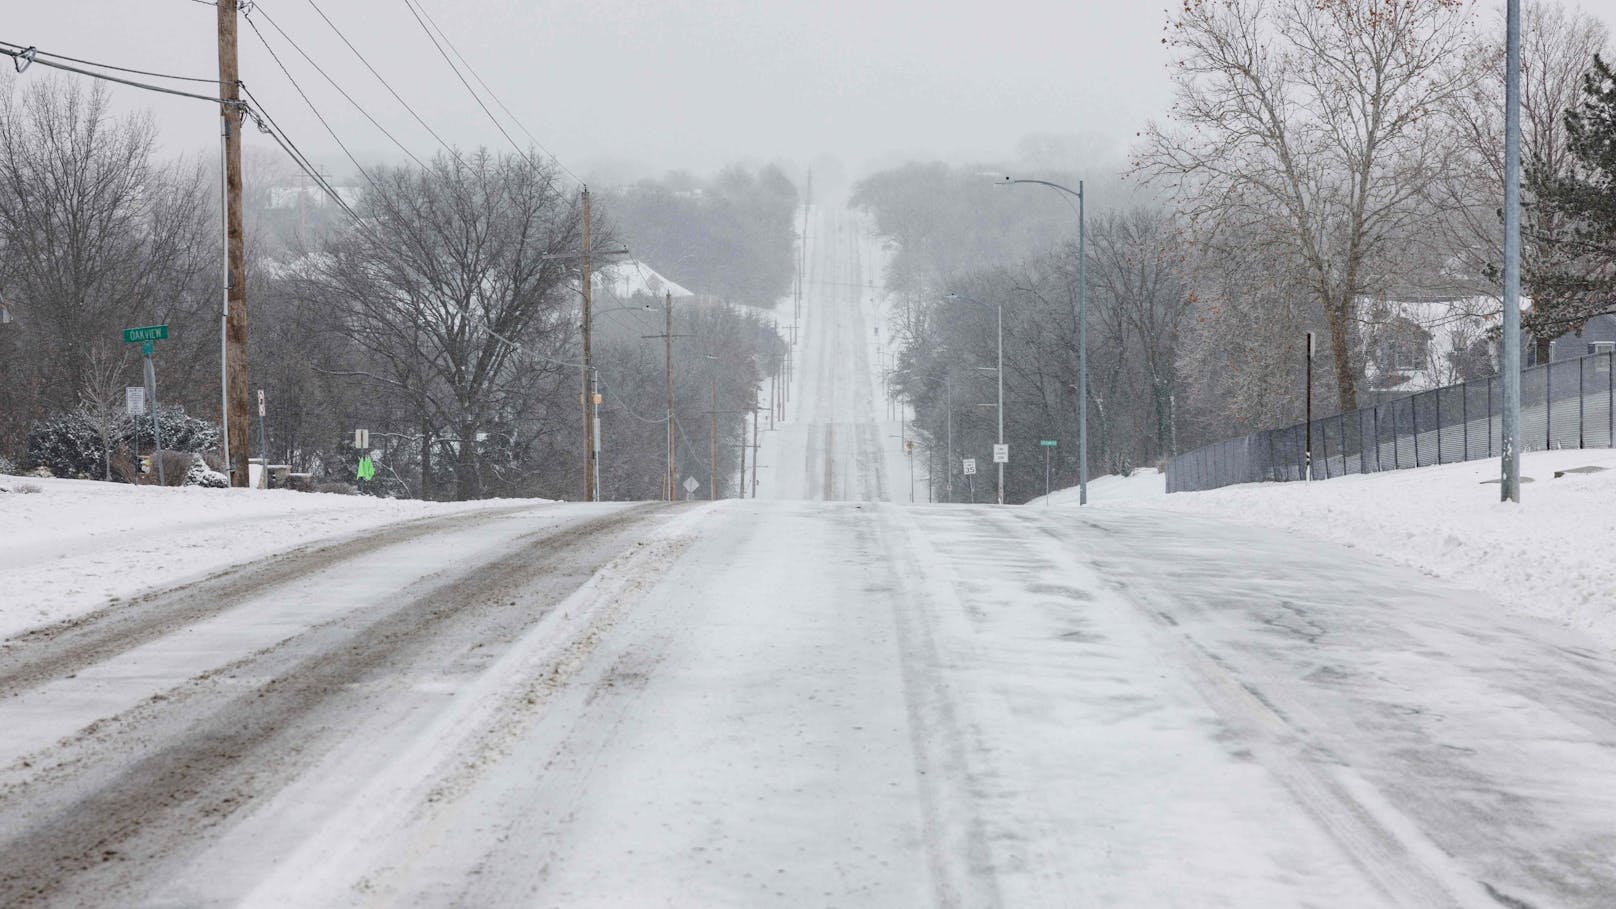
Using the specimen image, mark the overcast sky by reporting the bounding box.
[3,1,1613,190]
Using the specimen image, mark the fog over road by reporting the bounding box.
[2,211,1614,908]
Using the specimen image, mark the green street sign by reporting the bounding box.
[123,324,168,344]
[141,340,154,357]
[1039,439,1058,447]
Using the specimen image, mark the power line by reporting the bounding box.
[302,0,461,162]
[240,13,382,191]
[398,0,581,186]
[409,0,581,185]
[0,41,226,105]
[0,40,218,84]
[239,86,364,225]
[245,6,431,171]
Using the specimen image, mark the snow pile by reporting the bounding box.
[1027,467,1165,507]
[0,477,541,640]
[1043,451,1616,648]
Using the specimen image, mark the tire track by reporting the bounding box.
[0,504,663,907]
[0,502,547,698]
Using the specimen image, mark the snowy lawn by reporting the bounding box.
[1035,451,1616,648]
[0,476,544,640]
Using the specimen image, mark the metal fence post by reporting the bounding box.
[1488,377,1495,458]
[1580,359,1586,449]
[1609,351,1614,448]
[1541,361,1552,449]
[1463,380,1470,460]
[1413,395,1422,466]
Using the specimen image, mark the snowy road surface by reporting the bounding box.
[4,499,1615,906]
[3,208,1614,907]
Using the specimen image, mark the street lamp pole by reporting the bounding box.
[1002,176,1087,505]
[1501,0,1523,503]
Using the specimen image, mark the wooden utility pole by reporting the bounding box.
[738,409,746,498]
[217,0,250,486]
[751,406,759,497]
[581,187,596,502]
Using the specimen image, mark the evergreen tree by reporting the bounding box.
[1527,54,1616,354]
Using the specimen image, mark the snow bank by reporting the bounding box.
[1027,467,1166,507]
[0,477,543,640]
[1037,451,1616,648]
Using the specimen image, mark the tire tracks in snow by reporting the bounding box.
[1010,509,1498,909]
[0,502,545,699]
[0,504,664,908]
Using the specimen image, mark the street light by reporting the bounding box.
[946,292,1004,505]
[999,175,1087,506]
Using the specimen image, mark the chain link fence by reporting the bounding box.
[1166,350,1616,493]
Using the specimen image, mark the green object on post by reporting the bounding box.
[356,456,375,481]
[1039,439,1058,447]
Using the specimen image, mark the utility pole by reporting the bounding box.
[1501,0,1523,503]
[739,405,747,497]
[665,291,675,500]
[580,187,596,502]
[751,406,759,497]
[217,0,250,487]
[709,371,717,501]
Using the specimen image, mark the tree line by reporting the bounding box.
[858,0,1616,503]
[0,72,798,500]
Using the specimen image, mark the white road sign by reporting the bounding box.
[683,476,700,493]
[257,389,266,416]
[992,443,1009,464]
[125,386,146,416]
[354,429,369,449]
[962,458,977,476]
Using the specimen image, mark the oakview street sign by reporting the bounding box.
[122,324,168,344]
[1040,439,1058,447]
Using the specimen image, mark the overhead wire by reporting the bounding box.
[407,0,581,185]
[245,5,431,171]
[0,40,219,84]
[0,41,227,104]
[240,11,382,191]
[301,0,462,163]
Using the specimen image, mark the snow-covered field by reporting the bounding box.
[1035,450,1616,648]
[0,476,539,640]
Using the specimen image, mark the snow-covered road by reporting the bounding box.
[4,209,1614,907]
[5,498,1613,906]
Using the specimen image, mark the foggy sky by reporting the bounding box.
[3,2,1613,188]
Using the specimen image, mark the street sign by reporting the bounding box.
[683,476,700,493]
[962,458,977,476]
[125,386,146,416]
[992,443,1009,464]
[1039,439,1058,447]
[257,389,266,417]
[122,324,168,344]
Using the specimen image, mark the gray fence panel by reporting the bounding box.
[1521,364,1549,452]
[1164,351,1616,493]
[1549,358,1584,450]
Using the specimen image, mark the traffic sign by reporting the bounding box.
[125,386,146,416]
[962,458,977,476]
[992,443,1009,464]
[1039,439,1057,447]
[257,389,266,417]
[354,429,369,449]
[683,476,700,493]
[122,324,168,344]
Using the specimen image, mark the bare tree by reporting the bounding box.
[1088,208,1193,459]
[299,150,585,501]
[1137,0,1478,411]
[0,75,218,447]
